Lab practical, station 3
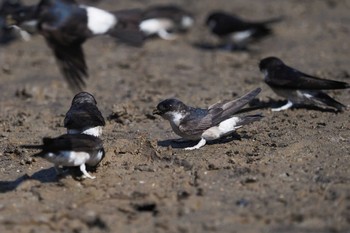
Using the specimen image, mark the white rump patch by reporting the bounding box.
[202,117,241,141]
[82,6,117,35]
[139,18,173,36]
[218,117,241,133]
[46,151,90,166]
[68,126,103,137]
[232,30,254,43]
[181,16,194,28]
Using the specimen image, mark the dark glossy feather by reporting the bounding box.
[64,104,105,129]
[265,66,350,90]
[179,88,261,136]
[22,134,103,154]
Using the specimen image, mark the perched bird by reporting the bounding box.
[64,92,105,137]
[6,0,144,92]
[153,88,263,150]
[114,5,194,41]
[21,134,105,179]
[139,5,194,40]
[259,57,350,111]
[205,11,281,50]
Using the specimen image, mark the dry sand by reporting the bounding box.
[0,0,349,232]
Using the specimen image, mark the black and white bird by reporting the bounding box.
[0,0,32,44]
[6,0,144,92]
[153,88,263,150]
[22,133,105,179]
[64,92,105,137]
[205,11,281,50]
[139,5,194,40]
[114,5,194,41]
[259,57,350,111]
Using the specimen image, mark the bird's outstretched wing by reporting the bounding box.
[46,37,88,92]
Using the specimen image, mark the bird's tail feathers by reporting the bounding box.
[237,114,264,126]
[313,92,347,111]
[109,19,145,46]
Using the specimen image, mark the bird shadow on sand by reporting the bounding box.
[0,166,93,193]
[0,167,60,193]
[157,132,245,149]
[242,98,340,113]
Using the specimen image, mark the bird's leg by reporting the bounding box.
[80,164,96,179]
[184,138,206,150]
[272,100,293,112]
[158,29,178,40]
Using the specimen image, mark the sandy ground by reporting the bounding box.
[0,0,350,232]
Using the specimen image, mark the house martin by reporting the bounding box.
[114,5,194,41]
[139,5,194,40]
[205,11,282,50]
[259,56,349,111]
[6,0,144,92]
[153,88,263,150]
[21,133,105,179]
[64,92,105,137]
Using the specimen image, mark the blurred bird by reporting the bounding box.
[205,11,282,50]
[22,134,105,179]
[153,88,263,150]
[259,57,349,111]
[114,5,194,41]
[0,0,31,44]
[5,0,144,92]
[64,92,105,137]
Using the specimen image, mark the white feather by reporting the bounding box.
[202,117,241,141]
[181,16,194,28]
[46,151,90,166]
[232,30,254,43]
[68,126,103,137]
[139,18,173,36]
[81,6,117,35]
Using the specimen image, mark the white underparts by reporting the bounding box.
[67,126,103,137]
[184,117,242,150]
[82,6,117,35]
[140,18,177,39]
[202,117,241,141]
[232,30,253,43]
[46,151,90,166]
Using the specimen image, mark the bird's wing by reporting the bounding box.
[45,36,87,92]
[64,106,105,128]
[43,134,103,152]
[178,108,214,136]
[178,88,261,136]
[266,66,350,90]
[209,87,261,126]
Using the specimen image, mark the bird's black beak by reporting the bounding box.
[153,109,161,115]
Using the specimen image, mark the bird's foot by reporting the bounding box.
[184,138,206,150]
